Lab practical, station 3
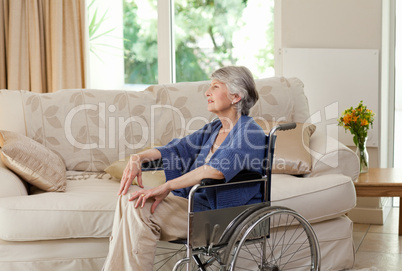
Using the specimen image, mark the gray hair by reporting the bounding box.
[210,66,258,115]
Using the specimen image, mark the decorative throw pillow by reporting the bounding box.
[105,146,166,188]
[254,119,316,175]
[0,130,66,192]
[105,156,166,188]
[104,158,128,180]
[105,146,154,180]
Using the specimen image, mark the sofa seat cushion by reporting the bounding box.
[0,169,355,242]
[0,173,119,241]
[271,173,356,223]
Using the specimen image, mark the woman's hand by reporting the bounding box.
[129,183,171,214]
[117,149,162,196]
[118,154,144,196]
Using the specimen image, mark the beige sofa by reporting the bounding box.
[0,77,358,270]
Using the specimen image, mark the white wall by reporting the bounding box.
[280,0,382,49]
[276,0,385,167]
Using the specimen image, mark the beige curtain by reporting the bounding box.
[0,0,86,93]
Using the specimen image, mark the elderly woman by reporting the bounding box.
[103,66,266,270]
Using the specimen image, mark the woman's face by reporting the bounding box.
[205,80,236,116]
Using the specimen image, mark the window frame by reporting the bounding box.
[87,0,278,89]
[157,0,175,84]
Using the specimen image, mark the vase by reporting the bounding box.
[355,137,369,174]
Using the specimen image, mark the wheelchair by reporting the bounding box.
[153,123,321,271]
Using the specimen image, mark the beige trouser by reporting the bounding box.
[103,185,189,271]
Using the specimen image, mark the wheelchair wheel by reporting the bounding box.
[154,242,187,270]
[225,206,320,271]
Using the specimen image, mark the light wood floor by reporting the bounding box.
[352,207,402,270]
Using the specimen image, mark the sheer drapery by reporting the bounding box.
[0,0,86,93]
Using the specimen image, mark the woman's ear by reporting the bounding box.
[232,94,241,104]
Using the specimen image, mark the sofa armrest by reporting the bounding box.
[0,159,28,197]
[306,130,360,181]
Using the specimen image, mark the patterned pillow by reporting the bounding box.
[254,119,316,175]
[0,130,66,192]
[105,157,166,188]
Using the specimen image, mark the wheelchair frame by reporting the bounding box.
[155,124,321,271]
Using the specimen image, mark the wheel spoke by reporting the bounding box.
[226,207,320,271]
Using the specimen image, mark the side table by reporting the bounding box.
[353,168,402,235]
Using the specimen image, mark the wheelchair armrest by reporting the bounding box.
[230,170,262,182]
[141,158,163,171]
[200,170,262,186]
[201,178,226,186]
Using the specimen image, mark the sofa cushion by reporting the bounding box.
[308,130,360,181]
[0,130,66,192]
[104,158,130,180]
[105,159,166,187]
[254,120,316,174]
[104,146,162,181]
[271,173,356,223]
[251,77,310,123]
[0,173,118,241]
[0,77,311,173]
[0,171,355,241]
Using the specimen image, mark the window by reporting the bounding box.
[87,0,275,90]
[87,0,125,90]
[174,0,275,82]
[123,0,158,85]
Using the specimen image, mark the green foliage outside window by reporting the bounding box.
[123,0,158,84]
[123,0,274,84]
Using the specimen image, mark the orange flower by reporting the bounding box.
[338,100,375,141]
[343,114,351,125]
